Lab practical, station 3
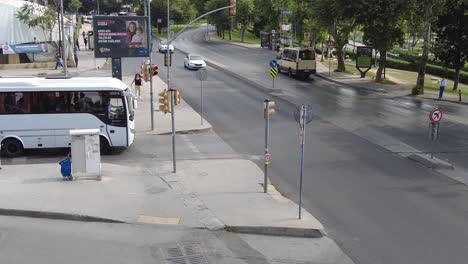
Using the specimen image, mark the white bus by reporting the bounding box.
[277,47,316,80]
[0,77,137,157]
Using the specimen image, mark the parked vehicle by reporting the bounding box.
[158,41,174,53]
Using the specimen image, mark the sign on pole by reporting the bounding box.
[270,68,278,79]
[356,46,373,78]
[430,108,443,123]
[196,68,208,81]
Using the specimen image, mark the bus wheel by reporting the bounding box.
[100,137,111,155]
[1,138,24,158]
[277,66,281,74]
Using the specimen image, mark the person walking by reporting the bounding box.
[74,52,78,68]
[130,73,143,99]
[438,78,447,100]
[75,39,80,51]
[83,37,88,50]
[55,54,63,70]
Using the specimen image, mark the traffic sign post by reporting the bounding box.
[293,104,313,219]
[428,108,443,159]
[270,60,278,89]
[196,68,208,125]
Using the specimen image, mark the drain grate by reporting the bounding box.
[162,243,208,264]
[271,260,315,264]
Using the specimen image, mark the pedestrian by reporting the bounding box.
[438,78,447,100]
[55,54,63,70]
[74,52,78,68]
[76,39,80,51]
[83,37,88,50]
[82,31,86,39]
[130,73,143,99]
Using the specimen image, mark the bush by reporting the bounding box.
[383,57,468,84]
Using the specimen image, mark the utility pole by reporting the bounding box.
[60,0,67,76]
[97,0,100,15]
[147,0,154,130]
[167,0,176,173]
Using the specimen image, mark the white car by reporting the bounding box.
[184,54,206,70]
[158,42,174,53]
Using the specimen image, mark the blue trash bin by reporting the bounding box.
[59,156,72,179]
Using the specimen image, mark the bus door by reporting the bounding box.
[106,96,127,146]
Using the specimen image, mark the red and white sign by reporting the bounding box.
[430,108,443,123]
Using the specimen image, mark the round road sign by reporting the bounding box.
[270,60,278,68]
[429,108,443,123]
[196,68,208,81]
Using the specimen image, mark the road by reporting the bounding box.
[148,26,468,264]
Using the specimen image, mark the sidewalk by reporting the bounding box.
[0,47,325,239]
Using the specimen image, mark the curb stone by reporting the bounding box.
[225,225,325,238]
[0,208,124,223]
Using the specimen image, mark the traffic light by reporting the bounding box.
[159,89,171,114]
[229,0,236,16]
[263,100,276,118]
[151,64,158,76]
[173,89,181,106]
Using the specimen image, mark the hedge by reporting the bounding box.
[383,57,468,84]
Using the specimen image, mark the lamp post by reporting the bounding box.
[60,0,67,76]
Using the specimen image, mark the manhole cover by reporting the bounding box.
[162,243,208,264]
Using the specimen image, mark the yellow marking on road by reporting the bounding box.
[138,215,180,225]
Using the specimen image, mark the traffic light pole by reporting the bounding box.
[264,99,270,193]
[167,0,176,173]
[299,104,307,220]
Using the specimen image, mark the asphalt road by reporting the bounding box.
[149,27,468,264]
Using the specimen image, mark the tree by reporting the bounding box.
[205,0,230,38]
[355,0,407,82]
[67,0,82,14]
[312,0,356,72]
[433,0,468,91]
[236,0,255,42]
[16,3,57,42]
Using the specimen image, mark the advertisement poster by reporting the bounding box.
[2,43,48,55]
[93,16,149,58]
[356,46,373,69]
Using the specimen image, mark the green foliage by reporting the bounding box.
[433,0,468,71]
[236,0,255,42]
[385,57,468,84]
[172,0,197,22]
[15,3,57,42]
[205,0,230,34]
[68,0,82,14]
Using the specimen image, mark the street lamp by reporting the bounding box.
[60,0,67,76]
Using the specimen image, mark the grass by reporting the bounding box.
[212,28,260,45]
[322,56,468,95]
[155,19,207,39]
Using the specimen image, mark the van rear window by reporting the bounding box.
[299,50,315,60]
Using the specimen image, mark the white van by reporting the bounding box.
[277,47,316,79]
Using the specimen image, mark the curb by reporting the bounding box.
[225,225,324,238]
[408,154,454,170]
[148,126,212,135]
[175,47,281,94]
[314,72,383,93]
[0,208,125,223]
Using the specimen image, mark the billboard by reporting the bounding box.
[93,16,149,58]
[356,46,373,69]
[2,43,48,54]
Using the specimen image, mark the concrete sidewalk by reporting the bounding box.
[0,42,324,238]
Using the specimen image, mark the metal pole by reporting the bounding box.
[264,100,270,193]
[60,0,67,76]
[200,79,204,125]
[299,104,306,219]
[206,21,209,40]
[168,0,176,173]
[97,0,100,15]
[147,0,154,130]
